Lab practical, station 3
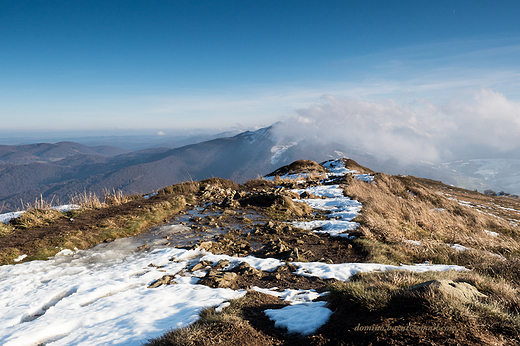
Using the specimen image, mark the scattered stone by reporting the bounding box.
[198,241,215,251]
[223,210,238,216]
[318,257,334,264]
[191,260,213,272]
[300,191,315,199]
[213,259,230,269]
[287,247,300,261]
[136,244,149,251]
[232,262,262,277]
[200,269,238,288]
[148,275,176,288]
[286,263,299,272]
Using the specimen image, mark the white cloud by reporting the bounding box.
[275,89,520,164]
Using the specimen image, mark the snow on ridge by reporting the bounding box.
[321,159,355,176]
[322,159,374,183]
[0,236,245,346]
[270,142,297,164]
[0,211,25,224]
[1,205,80,224]
[292,184,362,239]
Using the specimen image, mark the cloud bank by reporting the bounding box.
[274,89,520,164]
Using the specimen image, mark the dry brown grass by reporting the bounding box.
[328,269,520,337]
[344,173,520,289]
[159,181,201,195]
[346,173,520,254]
[0,222,14,237]
[145,291,282,346]
[9,209,64,229]
[70,191,104,209]
[70,189,139,209]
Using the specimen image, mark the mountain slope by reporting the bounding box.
[2,124,520,212]
[2,158,520,345]
[0,126,366,210]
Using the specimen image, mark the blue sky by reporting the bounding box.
[1,0,520,138]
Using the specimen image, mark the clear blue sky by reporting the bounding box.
[1,0,520,135]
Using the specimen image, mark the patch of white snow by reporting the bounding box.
[264,301,332,336]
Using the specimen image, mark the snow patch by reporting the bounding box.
[484,230,499,237]
[0,231,246,346]
[264,301,332,336]
[270,142,297,164]
[292,184,362,238]
[291,262,468,282]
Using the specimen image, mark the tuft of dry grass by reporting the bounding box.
[102,188,138,205]
[70,191,104,209]
[145,291,283,346]
[9,209,64,229]
[159,181,201,195]
[0,223,15,237]
[264,195,313,220]
[70,189,138,209]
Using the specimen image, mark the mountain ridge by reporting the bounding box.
[1,124,519,212]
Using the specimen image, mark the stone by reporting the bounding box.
[148,275,176,288]
[198,241,215,251]
[191,260,212,272]
[233,262,262,277]
[201,270,238,288]
[405,280,487,302]
[214,259,230,269]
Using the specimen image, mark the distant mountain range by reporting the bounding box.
[1,124,518,211]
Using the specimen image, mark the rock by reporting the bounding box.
[286,263,299,272]
[221,195,240,208]
[213,259,230,269]
[233,262,262,277]
[405,280,487,302]
[148,275,176,288]
[191,260,213,272]
[200,270,238,288]
[136,244,149,251]
[223,210,238,216]
[300,191,313,199]
[318,258,334,264]
[264,238,289,256]
[287,247,300,261]
[198,241,215,251]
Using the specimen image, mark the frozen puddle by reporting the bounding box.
[292,184,362,238]
[0,227,244,346]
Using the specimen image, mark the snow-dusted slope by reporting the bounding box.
[440,159,520,195]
